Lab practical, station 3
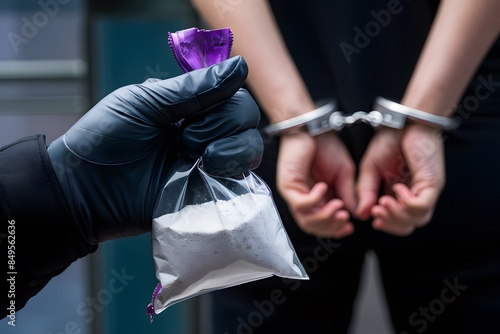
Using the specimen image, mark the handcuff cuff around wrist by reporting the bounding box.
[262,97,461,137]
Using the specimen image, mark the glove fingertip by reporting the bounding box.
[206,55,248,101]
[201,130,263,177]
[219,55,248,82]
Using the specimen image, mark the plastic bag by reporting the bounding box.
[146,158,308,321]
[146,26,308,322]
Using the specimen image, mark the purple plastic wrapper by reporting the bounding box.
[168,27,233,72]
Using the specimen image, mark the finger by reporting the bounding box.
[371,202,411,235]
[333,209,351,222]
[355,157,381,220]
[294,200,353,238]
[374,192,422,236]
[129,55,249,124]
[371,204,390,221]
[201,129,263,176]
[398,125,445,217]
[287,182,330,212]
[378,195,404,216]
[292,197,341,226]
[62,56,249,165]
[377,195,412,228]
[181,89,261,158]
[331,222,355,239]
[304,198,345,221]
[335,164,357,214]
[393,184,436,225]
[328,211,355,238]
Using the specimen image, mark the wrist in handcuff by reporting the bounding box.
[262,97,460,137]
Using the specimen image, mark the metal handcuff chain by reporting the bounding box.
[262,97,460,137]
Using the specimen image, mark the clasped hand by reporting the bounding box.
[277,124,445,238]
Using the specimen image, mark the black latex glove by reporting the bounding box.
[47,56,263,244]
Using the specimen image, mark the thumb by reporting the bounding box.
[355,159,381,220]
[129,55,248,125]
[335,166,357,214]
[61,57,248,165]
[392,183,438,226]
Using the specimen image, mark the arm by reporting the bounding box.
[356,0,500,235]
[401,0,500,115]
[192,0,357,238]
[0,58,262,316]
[191,0,313,122]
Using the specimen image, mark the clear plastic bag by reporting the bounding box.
[146,158,308,322]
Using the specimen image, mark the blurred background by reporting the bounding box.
[0,0,392,333]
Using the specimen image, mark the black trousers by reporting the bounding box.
[209,92,500,333]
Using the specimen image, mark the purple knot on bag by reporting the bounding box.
[168,27,233,72]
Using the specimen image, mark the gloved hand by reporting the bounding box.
[47,55,263,244]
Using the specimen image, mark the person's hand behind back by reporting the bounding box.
[277,131,357,238]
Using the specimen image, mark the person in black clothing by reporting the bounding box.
[0,56,264,319]
[192,0,500,333]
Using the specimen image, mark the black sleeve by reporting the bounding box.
[0,135,97,319]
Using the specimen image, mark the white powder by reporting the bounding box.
[151,193,308,313]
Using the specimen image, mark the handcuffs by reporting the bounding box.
[262,97,461,137]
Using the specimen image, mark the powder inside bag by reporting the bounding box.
[151,193,305,314]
